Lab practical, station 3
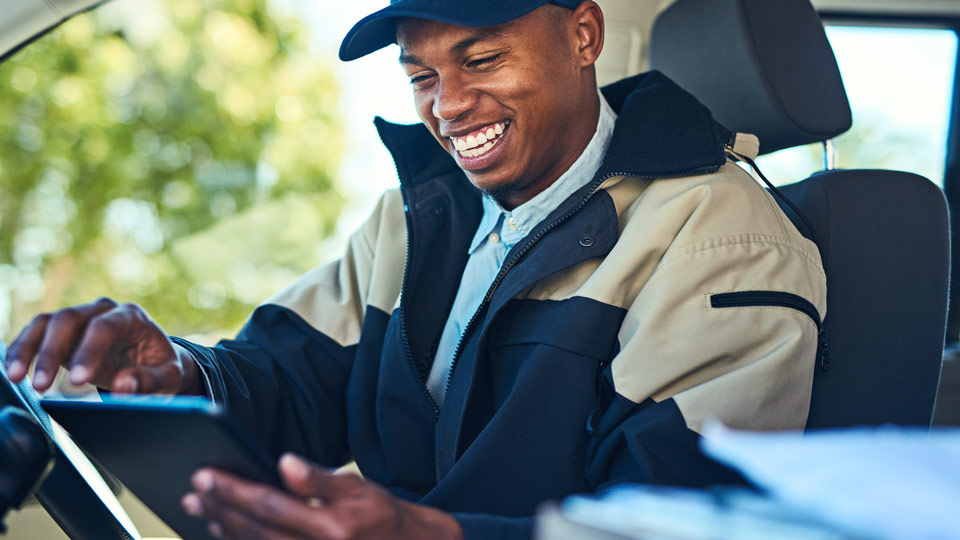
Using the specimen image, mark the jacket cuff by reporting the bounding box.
[453,513,532,540]
[169,337,227,406]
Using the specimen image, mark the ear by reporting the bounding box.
[572,1,604,67]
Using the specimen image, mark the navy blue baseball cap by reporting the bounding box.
[339,0,584,61]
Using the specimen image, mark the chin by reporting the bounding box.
[466,172,513,196]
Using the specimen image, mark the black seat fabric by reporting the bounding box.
[650,0,851,155]
[650,0,950,427]
[777,171,949,427]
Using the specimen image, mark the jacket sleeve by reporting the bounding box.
[172,189,406,467]
[584,180,827,491]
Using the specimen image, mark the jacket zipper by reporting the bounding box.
[442,166,722,404]
[710,291,829,371]
[399,200,443,419]
[377,135,443,419]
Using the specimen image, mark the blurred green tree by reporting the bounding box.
[0,0,344,342]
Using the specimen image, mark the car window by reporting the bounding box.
[757,24,959,187]
[0,0,345,351]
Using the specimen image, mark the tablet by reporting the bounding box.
[42,395,281,540]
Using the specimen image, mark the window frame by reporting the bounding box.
[816,9,960,345]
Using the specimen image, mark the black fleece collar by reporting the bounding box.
[374,70,731,190]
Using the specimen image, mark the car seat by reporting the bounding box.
[649,0,950,428]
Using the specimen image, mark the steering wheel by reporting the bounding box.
[0,340,139,539]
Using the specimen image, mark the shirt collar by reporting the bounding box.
[469,91,618,253]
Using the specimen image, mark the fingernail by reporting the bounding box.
[209,521,223,538]
[6,359,23,377]
[69,365,90,385]
[115,374,137,393]
[181,494,204,516]
[192,471,214,493]
[33,370,49,388]
[282,453,309,481]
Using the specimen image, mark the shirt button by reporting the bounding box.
[489,232,500,244]
[507,217,518,230]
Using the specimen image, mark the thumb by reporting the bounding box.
[278,453,364,500]
[111,363,181,394]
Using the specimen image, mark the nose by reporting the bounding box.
[432,75,476,122]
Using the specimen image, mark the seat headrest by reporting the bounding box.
[649,0,852,155]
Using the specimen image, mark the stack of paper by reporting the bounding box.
[535,424,960,540]
[701,423,960,540]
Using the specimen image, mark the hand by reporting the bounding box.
[4,297,201,395]
[181,454,464,540]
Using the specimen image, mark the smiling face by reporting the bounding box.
[396,3,604,209]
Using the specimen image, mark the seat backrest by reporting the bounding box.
[649,0,949,427]
[777,172,949,427]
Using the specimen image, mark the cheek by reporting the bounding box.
[414,92,433,122]
[413,93,444,146]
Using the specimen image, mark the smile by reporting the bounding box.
[450,121,509,158]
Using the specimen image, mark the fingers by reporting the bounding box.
[35,308,96,389]
[111,362,182,395]
[184,464,449,540]
[182,493,304,540]
[187,468,346,538]
[279,454,364,500]
[6,313,50,383]
[5,298,117,390]
[70,301,164,390]
[67,305,128,384]
[73,302,179,393]
[5,299,180,395]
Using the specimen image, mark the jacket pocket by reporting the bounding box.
[487,297,626,362]
[710,291,829,372]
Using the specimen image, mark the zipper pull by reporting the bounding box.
[818,328,830,372]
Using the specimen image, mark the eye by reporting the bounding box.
[467,53,503,69]
[408,73,435,87]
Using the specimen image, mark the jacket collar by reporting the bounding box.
[374,70,731,192]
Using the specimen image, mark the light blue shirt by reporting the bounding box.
[426,92,618,407]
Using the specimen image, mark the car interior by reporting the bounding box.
[1,0,959,538]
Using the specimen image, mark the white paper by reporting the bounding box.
[701,423,960,540]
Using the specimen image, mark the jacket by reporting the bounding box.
[174,71,827,540]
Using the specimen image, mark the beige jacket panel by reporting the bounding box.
[266,189,407,347]
[526,154,826,433]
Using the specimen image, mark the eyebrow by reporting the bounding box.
[399,29,508,66]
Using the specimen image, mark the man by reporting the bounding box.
[5,1,826,539]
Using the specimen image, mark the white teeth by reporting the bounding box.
[461,141,495,159]
[452,121,508,157]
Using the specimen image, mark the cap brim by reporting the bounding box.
[338,1,552,62]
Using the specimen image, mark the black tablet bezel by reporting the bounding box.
[42,396,281,540]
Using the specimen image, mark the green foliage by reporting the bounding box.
[0,0,344,340]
